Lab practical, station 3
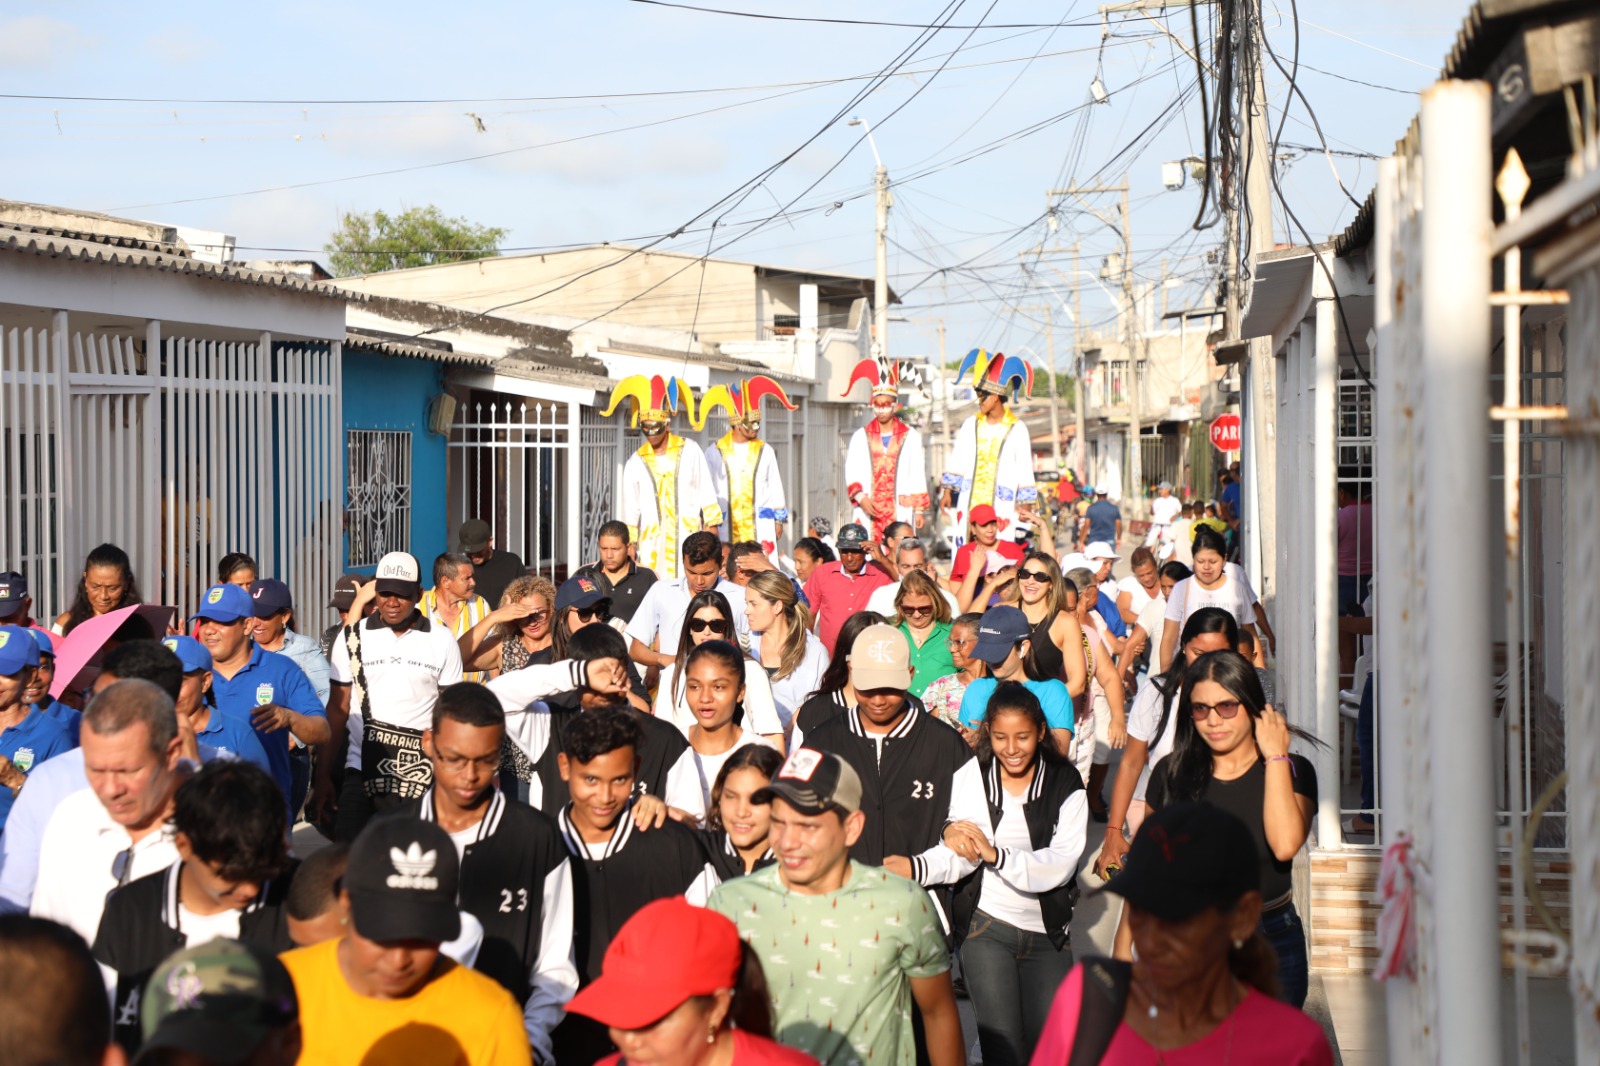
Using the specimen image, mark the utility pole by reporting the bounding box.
[1073,242,1086,478]
[1049,177,1138,499]
[850,117,892,364]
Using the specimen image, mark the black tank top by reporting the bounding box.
[1028,611,1066,682]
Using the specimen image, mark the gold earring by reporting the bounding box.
[706,1025,717,1045]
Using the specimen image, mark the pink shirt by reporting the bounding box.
[1030,965,1334,1066]
[1337,501,1373,576]
[804,561,892,655]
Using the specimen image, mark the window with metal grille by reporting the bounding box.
[346,430,412,567]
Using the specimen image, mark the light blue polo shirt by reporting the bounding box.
[193,704,274,777]
[958,676,1075,732]
[208,644,324,799]
[0,706,78,828]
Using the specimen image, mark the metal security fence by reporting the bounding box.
[448,398,576,579]
[346,430,413,567]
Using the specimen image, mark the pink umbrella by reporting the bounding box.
[50,603,179,699]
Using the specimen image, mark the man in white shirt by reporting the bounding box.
[1145,481,1182,547]
[31,679,184,944]
[625,531,750,670]
[864,538,961,618]
[313,551,465,842]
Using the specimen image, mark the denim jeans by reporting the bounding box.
[1260,902,1309,1008]
[287,746,311,826]
[960,911,1074,1066]
[1357,673,1377,814]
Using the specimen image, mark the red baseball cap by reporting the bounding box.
[565,897,743,1030]
[969,504,1000,526]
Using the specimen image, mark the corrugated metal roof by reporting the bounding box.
[0,222,353,301]
[344,328,489,366]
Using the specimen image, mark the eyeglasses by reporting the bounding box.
[946,637,974,650]
[574,605,609,623]
[900,603,935,618]
[689,618,730,635]
[1017,569,1051,583]
[1190,699,1244,720]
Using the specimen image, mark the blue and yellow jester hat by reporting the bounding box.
[601,374,696,427]
[695,375,797,429]
[959,347,1034,401]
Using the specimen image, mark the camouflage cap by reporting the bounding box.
[135,939,298,1065]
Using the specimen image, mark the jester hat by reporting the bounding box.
[959,347,1034,401]
[601,374,696,427]
[841,357,902,399]
[695,375,797,430]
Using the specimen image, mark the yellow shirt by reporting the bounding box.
[282,938,532,1066]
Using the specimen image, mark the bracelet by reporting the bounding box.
[1266,755,1295,776]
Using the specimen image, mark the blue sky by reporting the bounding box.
[1,0,1467,364]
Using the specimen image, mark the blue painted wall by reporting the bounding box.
[341,349,449,574]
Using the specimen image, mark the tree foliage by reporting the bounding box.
[325,205,508,276]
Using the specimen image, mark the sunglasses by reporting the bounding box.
[1017,569,1051,583]
[689,618,730,635]
[519,610,551,624]
[573,605,609,623]
[639,422,668,434]
[1191,699,1244,720]
[900,603,935,618]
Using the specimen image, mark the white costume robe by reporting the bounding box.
[705,434,788,558]
[619,434,723,579]
[943,410,1038,546]
[844,419,929,539]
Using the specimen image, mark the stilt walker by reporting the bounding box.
[700,375,798,560]
[603,375,723,579]
[842,358,930,539]
[941,348,1039,546]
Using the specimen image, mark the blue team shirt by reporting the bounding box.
[208,644,325,800]
[958,677,1075,733]
[1095,590,1129,639]
[193,705,274,775]
[34,697,81,743]
[0,706,79,828]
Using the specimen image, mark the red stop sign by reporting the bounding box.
[1210,414,1241,451]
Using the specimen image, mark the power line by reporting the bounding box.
[623,0,1098,31]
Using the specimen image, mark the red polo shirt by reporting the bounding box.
[804,561,892,655]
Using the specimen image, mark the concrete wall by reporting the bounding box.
[341,349,449,574]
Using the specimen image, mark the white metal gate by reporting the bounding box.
[0,318,341,623]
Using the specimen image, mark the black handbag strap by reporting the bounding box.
[1068,956,1133,1066]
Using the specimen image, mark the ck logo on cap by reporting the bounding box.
[387,842,440,890]
[780,748,822,782]
[863,639,898,664]
[207,587,224,604]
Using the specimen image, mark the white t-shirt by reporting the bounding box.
[624,578,751,657]
[687,729,779,809]
[177,905,243,946]
[655,658,785,738]
[1163,562,1257,634]
[31,789,180,943]
[1117,576,1159,618]
[1126,679,1182,803]
[1134,593,1167,649]
[975,789,1047,933]
[447,824,479,864]
[329,616,465,770]
[1150,495,1182,526]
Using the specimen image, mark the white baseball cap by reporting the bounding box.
[849,624,913,691]
[374,551,422,596]
[1060,552,1092,573]
[1084,541,1120,562]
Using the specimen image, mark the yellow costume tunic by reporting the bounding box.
[971,411,1017,510]
[719,437,761,543]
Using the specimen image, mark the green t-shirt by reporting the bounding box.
[707,863,950,1066]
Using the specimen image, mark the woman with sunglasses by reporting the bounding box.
[743,571,827,730]
[1145,650,1318,1006]
[1014,552,1088,702]
[656,591,784,749]
[944,682,1087,1066]
[788,610,886,751]
[459,574,556,677]
[891,570,955,700]
[1094,606,1238,881]
[920,613,985,730]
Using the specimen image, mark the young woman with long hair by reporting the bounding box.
[1094,606,1239,877]
[55,542,143,636]
[656,590,783,748]
[789,610,886,750]
[679,640,780,811]
[700,743,784,880]
[891,569,955,700]
[742,571,826,729]
[459,574,557,676]
[1013,551,1088,701]
[945,682,1088,1066]
[1158,528,1265,671]
[1145,650,1319,1007]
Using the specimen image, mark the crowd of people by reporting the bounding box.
[0,361,1331,1065]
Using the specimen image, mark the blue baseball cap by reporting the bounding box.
[0,625,41,677]
[249,579,294,619]
[161,635,214,674]
[190,583,254,624]
[0,572,27,620]
[27,629,54,659]
[970,606,1032,666]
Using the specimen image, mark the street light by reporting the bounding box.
[849,117,890,364]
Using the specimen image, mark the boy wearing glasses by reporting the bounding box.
[393,682,578,1066]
